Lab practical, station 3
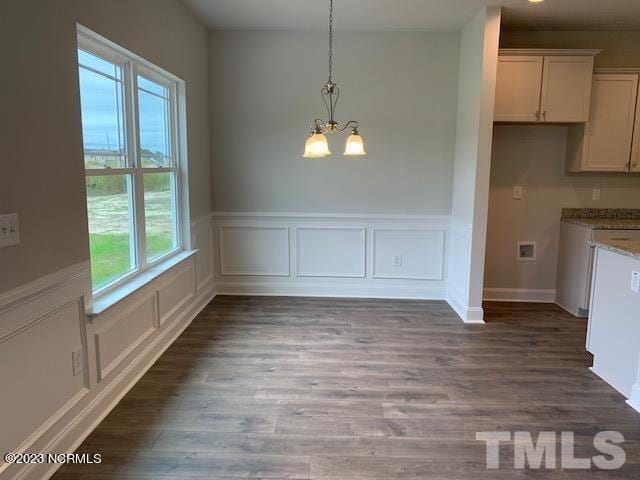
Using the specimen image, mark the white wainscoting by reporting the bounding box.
[297,227,366,278]
[0,262,90,471]
[212,212,449,300]
[0,215,215,480]
[191,215,214,291]
[446,219,475,321]
[373,229,444,280]
[94,294,157,382]
[219,226,290,276]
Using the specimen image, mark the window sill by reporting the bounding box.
[87,249,198,319]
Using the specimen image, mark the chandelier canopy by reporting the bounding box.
[303,0,366,158]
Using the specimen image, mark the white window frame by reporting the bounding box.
[77,25,191,298]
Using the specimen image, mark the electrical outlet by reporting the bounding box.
[592,189,601,201]
[72,348,83,376]
[513,186,523,200]
[632,271,640,293]
[392,255,403,267]
[0,213,20,248]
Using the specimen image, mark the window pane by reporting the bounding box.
[78,50,127,169]
[86,175,136,289]
[144,172,178,261]
[138,76,172,167]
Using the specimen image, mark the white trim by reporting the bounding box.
[499,48,602,57]
[77,24,183,83]
[212,211,449,223]
[483,288,556,303]
[446,292,485,324]
[627,383,640,414]
[464,307,485,324]
[0,261,90,311]
[589,366,630,399]
[89,250,197,317]
[215,281,445,300]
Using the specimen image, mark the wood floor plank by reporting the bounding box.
[53,298,640,479]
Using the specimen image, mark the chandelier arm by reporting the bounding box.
[337,120,360,133]
[312,118,328,133]
[331,86,340,122]
[321,88,332,121]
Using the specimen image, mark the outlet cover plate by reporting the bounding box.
[0,213,19,248]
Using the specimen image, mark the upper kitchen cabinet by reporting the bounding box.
[567,73,639,172]
[494,49,600,123]
[631,84,640,173]
[494,55,543,122]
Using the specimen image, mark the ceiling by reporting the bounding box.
[182,0,640,32]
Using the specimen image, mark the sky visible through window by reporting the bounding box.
[78,49,169,156]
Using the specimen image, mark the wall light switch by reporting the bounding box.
[0,213,20,248]
[392,255,403,267]
[513,186,523,200]
[632,271,640,293]
[592,189,601,201]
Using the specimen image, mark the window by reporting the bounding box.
[77,27,184,294]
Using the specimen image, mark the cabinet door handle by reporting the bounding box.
[535,110,540,121]
[542,110,547,121]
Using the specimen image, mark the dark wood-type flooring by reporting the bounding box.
[54,297,640,479]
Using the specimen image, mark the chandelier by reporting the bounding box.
[303,0,366,158]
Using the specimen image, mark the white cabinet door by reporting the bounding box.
[631,82,640,173]
[540,56,594,122]
[581,74,638,172]
[494,56,543,122]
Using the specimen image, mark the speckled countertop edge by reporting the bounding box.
[562,218,640,229]
[561,208,640,220]
[592,239,640,261]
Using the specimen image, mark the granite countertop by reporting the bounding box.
[562,218,640,229]
[593,239,640,261]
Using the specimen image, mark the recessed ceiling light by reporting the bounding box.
[529,0,544,3]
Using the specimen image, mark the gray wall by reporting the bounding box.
[501,30,640,68]
[0,0,211,293]
[209,30,460,214]
[485,125,640,290]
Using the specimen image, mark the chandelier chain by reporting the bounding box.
[328,0,333,83]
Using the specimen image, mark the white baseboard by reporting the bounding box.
[215,282,445,300]
[627,383,640,414]
[483,287,556,303]
[589,366,632,401]
[16,284,215,480]
[446,292,485,324]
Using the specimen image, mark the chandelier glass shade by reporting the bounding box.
[303,132,331,158]
[303,0,365,158]
[344,132,366,156]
